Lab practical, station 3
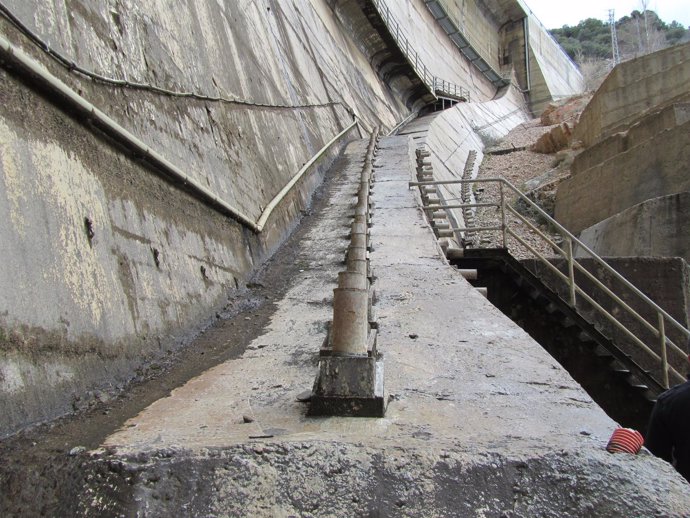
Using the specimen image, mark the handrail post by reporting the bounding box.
[499,181,507,249]
[566,237,576,307]
[658,312,670,389]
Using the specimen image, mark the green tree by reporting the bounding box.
[550,9,689,64]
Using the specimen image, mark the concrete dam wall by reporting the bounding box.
[0,0,581,437]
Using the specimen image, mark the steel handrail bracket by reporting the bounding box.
[411,177,690,388]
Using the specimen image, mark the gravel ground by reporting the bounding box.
[471,119,571,260]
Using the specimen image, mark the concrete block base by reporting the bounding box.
[309,356,386,417]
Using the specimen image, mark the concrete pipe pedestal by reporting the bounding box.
[309,352,385,418]
[309,288,385,417]
[350,232,368,250]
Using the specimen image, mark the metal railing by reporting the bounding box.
[411,177,690,390]
[370,0,470,102]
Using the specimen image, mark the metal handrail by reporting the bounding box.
[412,177,690,389]
[369,0,470,102]
[387,110,420,136]
[256,120,359,232]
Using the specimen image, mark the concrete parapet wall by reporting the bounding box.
[555,119,690,234]
[573,42,690,147]
[578,192,690,265]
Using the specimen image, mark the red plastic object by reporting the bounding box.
[606,427,644,454]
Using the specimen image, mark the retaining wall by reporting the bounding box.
[573,42,690,147]
[555,119,690,234]
[571,103,690,177]
[577,192,690,265]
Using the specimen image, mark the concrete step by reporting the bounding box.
[578,331,594,342]
[435,229,455,238]
[561,317,576,328]
[457,269,478,281]
[446,247,464,260]
[611,361,631,375]
[476,287,488,298]
[432,221,450,230]
[545,302,559,314]
[593,344,613,358]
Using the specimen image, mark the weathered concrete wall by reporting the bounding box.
[525,15,585,115]
[0,0,413,436]
[501,17,529,89]
[371,0,497,101]
[571,102,690,176]
[578,192,690,265]
[573,42,690,147]
[520,6,584,93]
[555,118,690,234]
[430,0,505,72]
[0,0,568,438]
[433,0,584,114]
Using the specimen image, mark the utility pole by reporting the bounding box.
[640,0,651,53]
[609,9,621,67]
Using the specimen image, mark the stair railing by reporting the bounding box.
[369,0,470,102]
[410,177,690,390]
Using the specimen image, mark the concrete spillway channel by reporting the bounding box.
[6,137,689,515]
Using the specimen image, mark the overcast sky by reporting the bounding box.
[522,0,690,29]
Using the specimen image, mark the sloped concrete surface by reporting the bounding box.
[556,119,690,234]
[577,192,690,265]
[61,137,690,516]
[573,42,690,147]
